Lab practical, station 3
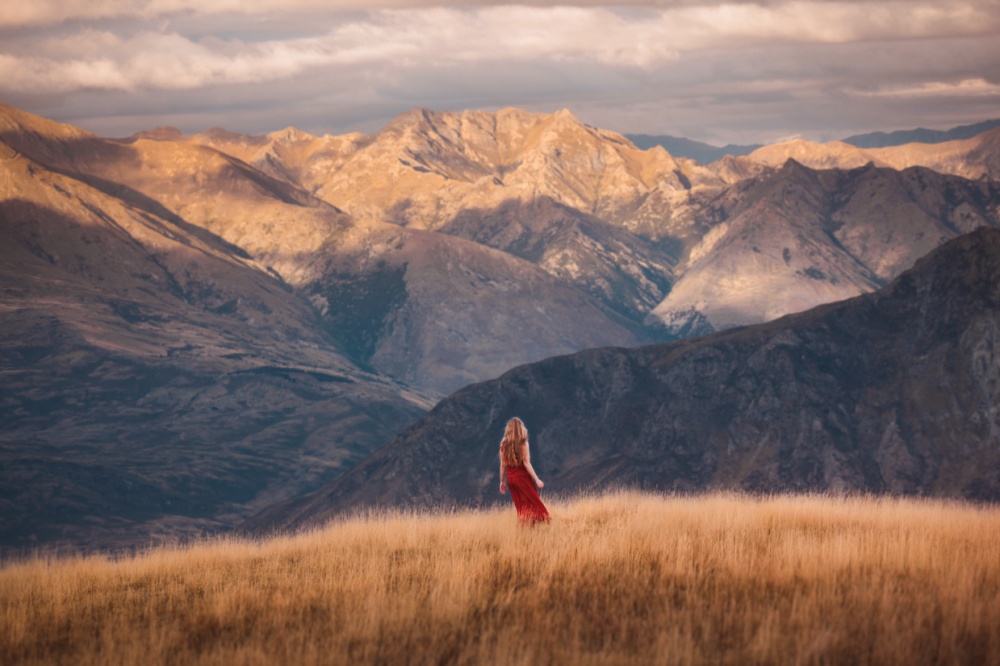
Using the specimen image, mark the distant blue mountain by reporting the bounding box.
[625,134,762,164]
[842,118,1000,149]
[629,118,1000,163]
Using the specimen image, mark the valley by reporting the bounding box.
[3,102,1000,551]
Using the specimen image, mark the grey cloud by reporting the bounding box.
[5,0,999,28]
[2,2,998,145]
[3,2,997,95]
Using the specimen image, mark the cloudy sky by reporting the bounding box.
[2,0,999,145]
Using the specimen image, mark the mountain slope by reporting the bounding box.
[302,219,646,392]
[437,196,677,321]
[747,139,882,170]
[0,116,431,552]
[865,127,1000,181]
[253,227,1000,531]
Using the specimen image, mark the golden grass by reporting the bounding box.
[2,491,999,665]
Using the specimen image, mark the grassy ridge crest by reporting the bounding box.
[2,491,999,664]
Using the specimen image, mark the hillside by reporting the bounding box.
[0,109,430,552]
[258,228,1000,528]
[4,493,998,665]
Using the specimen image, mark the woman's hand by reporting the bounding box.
[536,479,544,489]
[499,481,507,494]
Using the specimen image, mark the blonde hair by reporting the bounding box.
[499,417,528,468]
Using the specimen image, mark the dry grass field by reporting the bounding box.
[2,491,999,665]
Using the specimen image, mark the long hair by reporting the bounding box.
[499,417,528,467]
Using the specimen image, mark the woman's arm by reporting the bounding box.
[522,441,544,489]
[499,461,507,494]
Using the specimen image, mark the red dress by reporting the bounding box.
[505,465,550,524]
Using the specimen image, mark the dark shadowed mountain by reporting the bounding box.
[626,134,762,164]
[251,228,1000,532]
[843,118,1000,149]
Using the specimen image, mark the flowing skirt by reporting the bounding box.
[506,466,550,524]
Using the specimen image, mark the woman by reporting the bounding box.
[498,417,550,524]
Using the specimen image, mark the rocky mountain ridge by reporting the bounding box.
[154,106,1000,340]
[842,118,1000,148]
[626,118,1000,161]
[626,133,762,163]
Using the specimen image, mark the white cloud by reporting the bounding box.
[855,78,1000,98]
[5,1,1000,29]
[0,31,333,92]
[0,7,685,93]
[2,3,998,94]
[670,1,1000,45]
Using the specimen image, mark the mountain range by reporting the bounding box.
[143,107,1000,340]
[252,227,1000,532]
[841,118,1000,149]
[3,102,1000,550]
[744,125,1000,181]
[627,117,1000,161]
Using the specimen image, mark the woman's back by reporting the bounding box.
[498,417,550,525]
